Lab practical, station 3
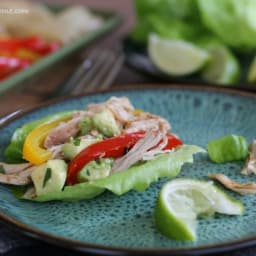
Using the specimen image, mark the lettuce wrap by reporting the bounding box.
[0,97,205,203]
[34,145,204,202]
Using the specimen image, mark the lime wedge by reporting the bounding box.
[148,34,210,76]
[247,56,256,83]
[154,178,244,241]
[201,45,240,85]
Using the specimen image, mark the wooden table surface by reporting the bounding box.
[0,0,157,117]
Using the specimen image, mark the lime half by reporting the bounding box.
[148,34,210,76]
[201,45,240,85]
[155,178,244,241]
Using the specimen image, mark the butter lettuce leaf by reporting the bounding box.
[197,0,256,49]
[131,0,256,50]
[130,0,206,45]
[34,145,205,202]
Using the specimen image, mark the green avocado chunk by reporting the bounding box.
[92,109,121,137]
[61,137,102,160]
[79,117,94,135]
[31,159,67,197]
[78,158,113,182]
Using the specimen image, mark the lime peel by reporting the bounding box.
[247,56,256,83]
[155,178,244,241]
[148,34,210,76]
[201,45,240,85]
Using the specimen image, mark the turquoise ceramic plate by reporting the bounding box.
[0,6,121,95]
[1,85,256,255]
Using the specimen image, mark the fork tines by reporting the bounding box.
[53,48,124,97]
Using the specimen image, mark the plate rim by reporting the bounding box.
[1,84,256,255]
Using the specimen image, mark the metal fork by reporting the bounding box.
[49,48,124,97]
[0,48,124,125]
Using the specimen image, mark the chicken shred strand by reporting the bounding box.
[0,162,32,174]
[44,111,86,149]
[0,165,37,185]
[112,131,168,173]
[208,173,256,195]
[241,140,256,175]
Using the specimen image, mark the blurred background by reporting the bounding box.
[1,0,256,117]
[0,0,256,115]
[0,0,139,116]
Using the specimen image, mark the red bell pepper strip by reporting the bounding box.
[0,56,31,80]
[67,132,183,185]
[0,36,60,80]
[19,36,61,55]
[0,36,61,56]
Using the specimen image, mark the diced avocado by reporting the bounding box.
[62,137,102,160]
[31,159,67,197]
[79,117,93,135]
[78,158,113,182]
[92,109,121,137]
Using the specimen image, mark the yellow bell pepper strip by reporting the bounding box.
[4,111,75,163]
[23,117,71,165]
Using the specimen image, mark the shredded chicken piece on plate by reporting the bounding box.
[0,162,32,174]
[124,112,170,134]
[208,173,256,195]
[86,97,134,122]
[86,97,134,123]
[44,111,86,149]
[85,97,171,134]
[43,95,172,152]
[112,131,169,173]
[105,97,135,123]
[142,134,172,160]
[0,165,37,185]
[241,140,256,175]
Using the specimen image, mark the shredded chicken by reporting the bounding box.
[142,134,172,160]
[44,98,137,149]
[241,140,256,175]
[112,131,168,173]
[86,97,134,122]
[0,165,37,185]
[48,145,64,159]
[0,162,32,174]
[124,112,171,134]
[44,111,86,149]
[208,173,256,195]
[85,96,171,134]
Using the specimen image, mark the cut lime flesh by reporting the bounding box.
[155,178,244,241]
[201,45,240,85]
[148,34,210,76]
